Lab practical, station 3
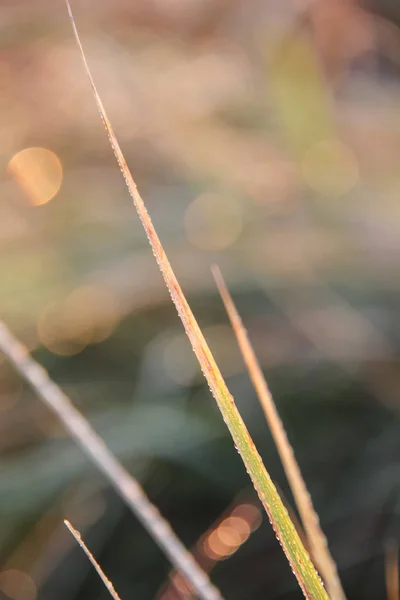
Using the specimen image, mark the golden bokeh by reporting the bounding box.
[232,503,262,529]
[0,569,36,600]
[8,147,62,206]
[301,139,359,198]
[205,530,233,560]
[218,516,251,546]
[37,286,119,356]
[204,516,251,560]
[185,193,243,251]
[37,301,86,356]
[63,285,119,345]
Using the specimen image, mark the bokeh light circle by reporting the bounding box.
[8,147,63,206]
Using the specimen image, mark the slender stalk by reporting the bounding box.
[63,2,328,597]
[212,265,345,599]
[64,520,122,600]
[0,322,222,600]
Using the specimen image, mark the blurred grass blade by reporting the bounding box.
[267,28,335,156]
[212,265,345,600]
[385,540,399,600]
[0,322,222,600]
[64,520,122,600]
[64,2,328,597]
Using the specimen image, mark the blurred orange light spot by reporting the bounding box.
[37,302,86,356]
[170,574,189,596]
[0,569,36,600]
[185,193,243,251]
[8,147,63,206]
[301,139,359,198]
[204,516,251,560]
[65,285,119,344]
[37,287,119,356]
[219,516,251,545]
[205,530,234,559]
[232,503,262,529]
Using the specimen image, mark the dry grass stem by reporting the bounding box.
[64,2,328,597]
[64,520,122,600]
[0,321,222,600]
[212,264,345,600]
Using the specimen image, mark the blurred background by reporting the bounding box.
[1,0,400,598]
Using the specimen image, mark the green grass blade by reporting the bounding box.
[63,2,329,597]
[212,265,345,600]
[0,322,223,600]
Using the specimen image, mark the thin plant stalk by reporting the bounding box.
[64,2,328,597]
[64,520,122,600]
[212,265,345,599]
[0,322,222,600]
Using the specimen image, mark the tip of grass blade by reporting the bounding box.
[64,520,123,600]
[64,4,329,597]
[212,264,346,600]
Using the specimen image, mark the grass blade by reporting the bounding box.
[64,2,328,597]
[64,520,122,600]
[0,322,222,600]
[212,265,345,599]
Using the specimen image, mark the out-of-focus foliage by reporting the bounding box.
[1,0,400,598]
